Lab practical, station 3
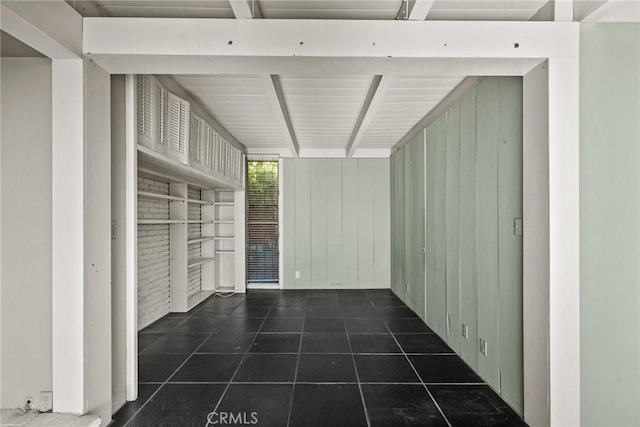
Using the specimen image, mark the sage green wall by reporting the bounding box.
[580,23,640,426]
[282,158,390,289]
[390,76,523,414]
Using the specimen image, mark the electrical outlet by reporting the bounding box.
[461,324,468,339]
[40,391,53,412]
[295,271,300,279]
[330,282,342,288]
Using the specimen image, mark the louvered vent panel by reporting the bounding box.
[167,92,191,164]
[156,84,169,149]
[136,75,153,139]
[190,114,202,165]
[204,127,215,169]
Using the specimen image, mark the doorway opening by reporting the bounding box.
[246,160,280,287]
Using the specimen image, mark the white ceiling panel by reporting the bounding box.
[279,76,373,148]
[427,0,548,20]
[259,0,402,19]
[173,75,285,148]
[359,75,463,148]
[91,0,234,17]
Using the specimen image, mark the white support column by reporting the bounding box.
[547,56,580,426]
[234,191,247,293]
[124,75,139,401]
[51,58,85,415]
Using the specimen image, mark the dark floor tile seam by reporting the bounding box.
[285,316,306,427]
[384,320,453,427]
[123,330,217,426]
[344,323,372,427]
[210,300,277,417]
[423,382,487,386]
[365,291,453,427]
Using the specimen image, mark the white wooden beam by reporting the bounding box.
[0,0,82,59]
[86,55,543,77]
[262,75,299,157]
[229,0,261,19]
[346,75,393,158]
[83,19,579,60]
[409,0,435,20]
[554,0,574,21]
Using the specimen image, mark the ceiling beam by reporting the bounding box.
[554,0,574,21]
[408,0,436,20]
[83,19,579,60]
[229,0,261,19]
[1,0,82,59]
[346,75,393,158]
[86,56,544,76]
[262,75,299,157]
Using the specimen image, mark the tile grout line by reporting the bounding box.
[385,322,453,427]
[123,333,216,425]
[285,316,306,427]
[123,294,245,426]
[210,298,277,417]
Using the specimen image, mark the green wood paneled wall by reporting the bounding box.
[283,158,390,289]
[390,76,523,414]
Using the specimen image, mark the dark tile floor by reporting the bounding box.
[112,289,527,427]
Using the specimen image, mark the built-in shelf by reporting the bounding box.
[138,219,184,224]
[138,191,185,202]
[216,250,235,254]
[187,220,214,224]
[138,145,241,191]
[214,220,234,224]
[187,290,216,311]
[214,202,234,206]
[214,236,234,240]
[187,257,215,268]
[188,199,213,205]
[188,236,214,244]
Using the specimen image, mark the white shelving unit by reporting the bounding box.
[135,73,247,320]
[214,189,239,291]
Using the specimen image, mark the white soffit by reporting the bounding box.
[173,74,285,148]
[279,75,373,149]
[259,0,403,20]
[427,0,549,20]
[91,0,235,18]
[359,75,463,148]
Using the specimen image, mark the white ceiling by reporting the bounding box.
[279,75,373,148]
[173,75,285,148]
[359,76,464,149]
[66,0,621,157]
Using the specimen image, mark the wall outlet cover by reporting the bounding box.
[39,391,53,412]
[295,271,300,279]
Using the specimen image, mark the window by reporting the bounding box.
[246,161,279,284]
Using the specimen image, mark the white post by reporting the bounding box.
[51,58,85,415]
[124,75,139,401]
[523,61,550,427]
[547,56,580,426]
[234,190,247,293]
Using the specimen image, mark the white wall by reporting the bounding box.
[580,23,640,426]
[0,57,53,410]
[282,158,390,289]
